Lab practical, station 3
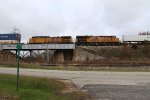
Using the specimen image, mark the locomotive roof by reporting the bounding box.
[76,35,116,37]
[32,36,50,38]
[76,35,92,37]
[61,36,72,38]
[0,32,20,35]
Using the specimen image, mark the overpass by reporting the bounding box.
[0,44,76,63]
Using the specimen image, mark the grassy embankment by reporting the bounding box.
[1,62,150,72]
[0,74,89,100]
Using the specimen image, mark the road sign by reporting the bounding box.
[16,43,22,49]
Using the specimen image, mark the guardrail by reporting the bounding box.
[0,43,75,50]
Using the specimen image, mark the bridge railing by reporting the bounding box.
[0,43,75,50]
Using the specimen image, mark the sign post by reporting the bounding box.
[16,43,22,91]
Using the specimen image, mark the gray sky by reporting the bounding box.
[0,0,150,42]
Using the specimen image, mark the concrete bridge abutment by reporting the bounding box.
[52,49,75,63]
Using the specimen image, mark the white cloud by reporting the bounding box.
[0,0,150,42]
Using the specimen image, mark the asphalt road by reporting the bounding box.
[82,84,150,100]
[1,67,150,100]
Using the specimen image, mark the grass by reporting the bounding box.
[0,74,89,100]
[1,62,150,72]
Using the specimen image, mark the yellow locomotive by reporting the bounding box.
[76,35,120,46]
[29,36,73,44]
[29,35,120,46]
[29,36,51,44]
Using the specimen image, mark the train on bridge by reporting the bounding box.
[0,32,21,44]
[0,32,150,46]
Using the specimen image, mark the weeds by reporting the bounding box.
[0,74,90,100]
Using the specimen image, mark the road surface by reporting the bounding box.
[1,67,150,100]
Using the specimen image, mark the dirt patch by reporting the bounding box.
[56,79,92,100]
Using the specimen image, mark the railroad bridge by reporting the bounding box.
[0,44,75,63]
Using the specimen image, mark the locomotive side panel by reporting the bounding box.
[29,36,51,44]
[51,37,62,43]
[29,36,73,44]
[97,36,118,43]
[76,35,120,46]
[76,36,91,46]
[61,36,72,43]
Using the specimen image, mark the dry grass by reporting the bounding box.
[0,74,91,100]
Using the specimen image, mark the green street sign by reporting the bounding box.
[16,43,22,49]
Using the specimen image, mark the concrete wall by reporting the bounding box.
[52,50,74,63]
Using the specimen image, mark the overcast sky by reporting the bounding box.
[0,0,150,42]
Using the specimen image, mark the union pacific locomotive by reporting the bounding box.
[29,36,72,44]
[76,35,120,46]
[28,35,121,46]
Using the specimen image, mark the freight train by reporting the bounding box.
[0,32,21,44]
[1,32,150,46]
[28,34,150,45]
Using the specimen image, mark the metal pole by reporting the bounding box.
[15,28,21,91]
[47,49,50,63]
[16,49,20,91]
